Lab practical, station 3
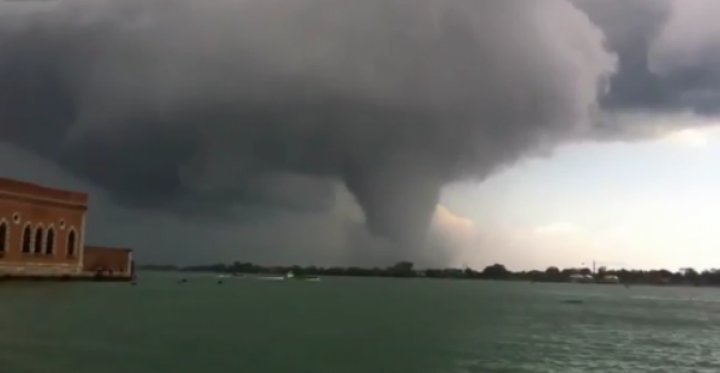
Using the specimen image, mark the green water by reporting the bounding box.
[2,273,720,372]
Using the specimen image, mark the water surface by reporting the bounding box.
[2,273,719,372]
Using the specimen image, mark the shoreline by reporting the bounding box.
[0,274,133,282]
[137,269,715,288]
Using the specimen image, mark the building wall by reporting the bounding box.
[83,246,133,278]
[0,179,87,276]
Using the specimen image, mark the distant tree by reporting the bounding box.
[483,264,509,279]
[543,266,561,281]
[158,258,720,287]
[682,267,698,282]
[527,270,544,281]
[701,269,720,285]
[658,269,673,278]
[388,261,415,277]
[463,267,481,279]
[291,265,303,275]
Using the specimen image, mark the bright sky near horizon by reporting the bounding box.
[438,124,720,271]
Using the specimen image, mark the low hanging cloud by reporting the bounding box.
[0,0,615,249]
[648,0,720,79]
[576,0,720,122]
[4,0,720,265]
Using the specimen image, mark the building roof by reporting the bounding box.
[0,177,88,208]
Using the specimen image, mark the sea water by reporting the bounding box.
[1,272,719,372]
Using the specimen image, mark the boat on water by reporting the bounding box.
[596,274,620,284]
[569,273,621,285]
[569,274,594,283]
[287,271,322,281]
[256,275,286,281]
[255,271,321,282]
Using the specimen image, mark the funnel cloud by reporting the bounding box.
[1,0,718,265]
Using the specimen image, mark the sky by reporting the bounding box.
[441,123,720,270]
[3,0,720,270]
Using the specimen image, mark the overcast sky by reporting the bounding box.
[442,122,720,270]
[2,0,720,270]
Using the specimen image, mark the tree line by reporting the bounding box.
[138,262,720,286]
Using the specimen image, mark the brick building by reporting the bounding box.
[0,177,133,280]
[84,246,134,278]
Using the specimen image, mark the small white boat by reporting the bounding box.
[569,274,594,283]
[254,271,321,282]
[256,276,285,281]
[596,274,620,284]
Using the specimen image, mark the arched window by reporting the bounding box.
[22,225,31,253]
[0,221,6,253]
[67,230,76,258]
[46,228,55,255]
[34,226,44,254]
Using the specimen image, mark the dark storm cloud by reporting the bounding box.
[573,0,672,111]
[645,0,720,113]
[0,0,616,247]
[575,0,720,122]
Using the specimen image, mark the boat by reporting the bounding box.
[569,273,621,285]
[286,271,321,281]
[254,271,321,282]
[294,275,321,282]
[596,274,620,284]
[569,274,594,283]
[256,275,286,281]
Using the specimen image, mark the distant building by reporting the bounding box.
[84,246,134,279]
[0,177,132,280]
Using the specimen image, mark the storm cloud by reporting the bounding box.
[0,0,615,248]
[576,0,720,120]
[5,0,720,265]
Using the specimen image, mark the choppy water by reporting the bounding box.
[2,273,720,372]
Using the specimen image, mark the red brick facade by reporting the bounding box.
[84,246,133,278]
[0,177,133,280]
[0,178,87,276]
